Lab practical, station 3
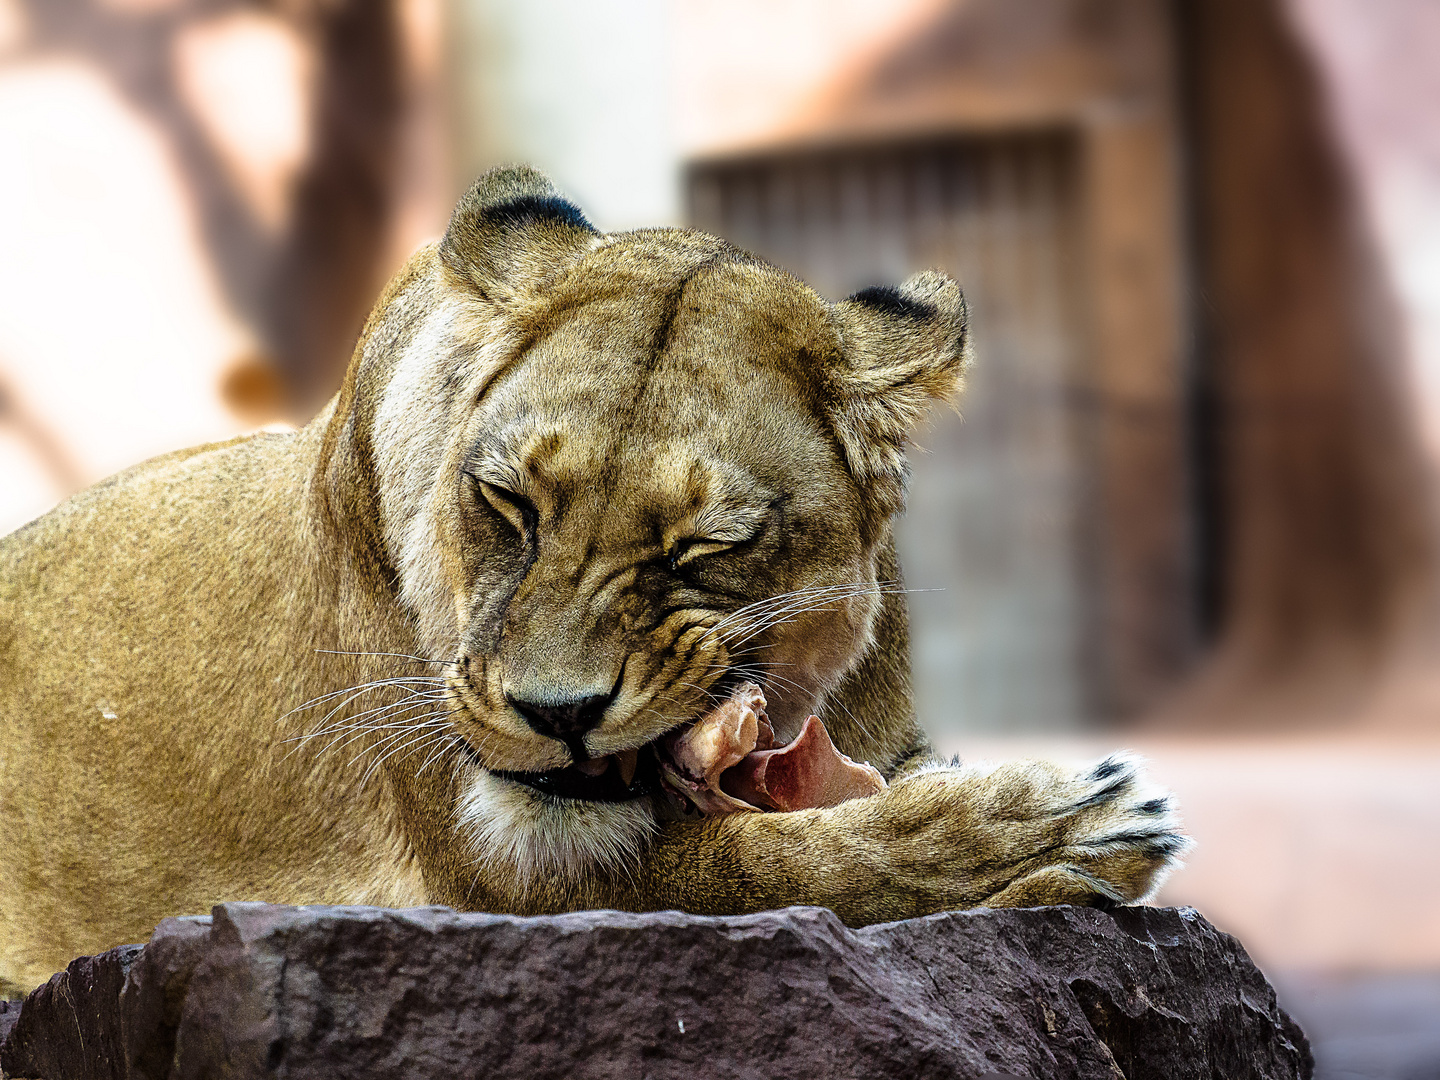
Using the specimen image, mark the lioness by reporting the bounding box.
[0,166,1186,996]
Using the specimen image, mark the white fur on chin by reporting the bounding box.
[454,766,656,892]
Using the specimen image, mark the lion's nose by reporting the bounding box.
[507,691,613,743]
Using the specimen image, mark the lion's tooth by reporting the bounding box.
[618,747,638,787]
[575,756,610,777]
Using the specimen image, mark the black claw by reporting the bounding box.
[1077,829,1189,856]
[1088,755,1130,782]
[1145,833,1190,856]
[1074,773,1135,811]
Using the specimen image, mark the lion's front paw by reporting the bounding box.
[833,752,1190,921]
[972,752,1192,909]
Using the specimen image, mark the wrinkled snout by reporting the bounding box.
[494,569,628,756]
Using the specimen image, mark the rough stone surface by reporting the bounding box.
[0,1002,20,1049]
[1,903,1311,1080]
[2,942,143,1079]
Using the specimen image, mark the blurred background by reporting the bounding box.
[2,0,1438,1073]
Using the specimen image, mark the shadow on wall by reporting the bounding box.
[9,0,407,412]
[1155,0,1438,730]
[0,0,448,535]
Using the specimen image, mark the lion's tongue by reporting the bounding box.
[660,682,886,814]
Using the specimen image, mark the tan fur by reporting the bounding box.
[0,167,1187,996]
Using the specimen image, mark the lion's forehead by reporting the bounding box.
[474,342,840,501]
[518,246,837,378]
[474,383,842,512]
[454,242,855,546]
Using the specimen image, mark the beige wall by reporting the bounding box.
[445,0,677,230]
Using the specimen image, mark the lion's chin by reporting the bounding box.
[454,768,657,888]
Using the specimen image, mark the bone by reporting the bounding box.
[663,683,771,789]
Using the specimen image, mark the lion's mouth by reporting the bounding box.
[489,673,756,804]
[492,681,887,813]
[494,745,663,803]
[490,682,762,806]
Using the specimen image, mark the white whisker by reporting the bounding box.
[725,583,908,650]
[416,733,465,776]
[358,721,456,787]
[278,676,448,726]
[314,648,452,665]
[283,692,453,761]
[699,581,893,642]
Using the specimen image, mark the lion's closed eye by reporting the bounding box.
[474,477,536,536]
[666,500,772,570]
[667,537,738,570]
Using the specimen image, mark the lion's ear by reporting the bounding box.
[828,270,972,515]
[439,165,598,302]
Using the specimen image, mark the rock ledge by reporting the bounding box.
[1,903,1310,1080]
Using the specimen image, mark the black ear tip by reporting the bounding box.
[846,284,938,321]
[484,193,594,233]
[439,165,598,283]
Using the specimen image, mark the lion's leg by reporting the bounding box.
[609,753,1188,926]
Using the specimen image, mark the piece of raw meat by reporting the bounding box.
[718,714,886,811]
[658,682,887,815]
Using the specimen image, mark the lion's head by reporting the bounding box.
[324,166,969,878]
